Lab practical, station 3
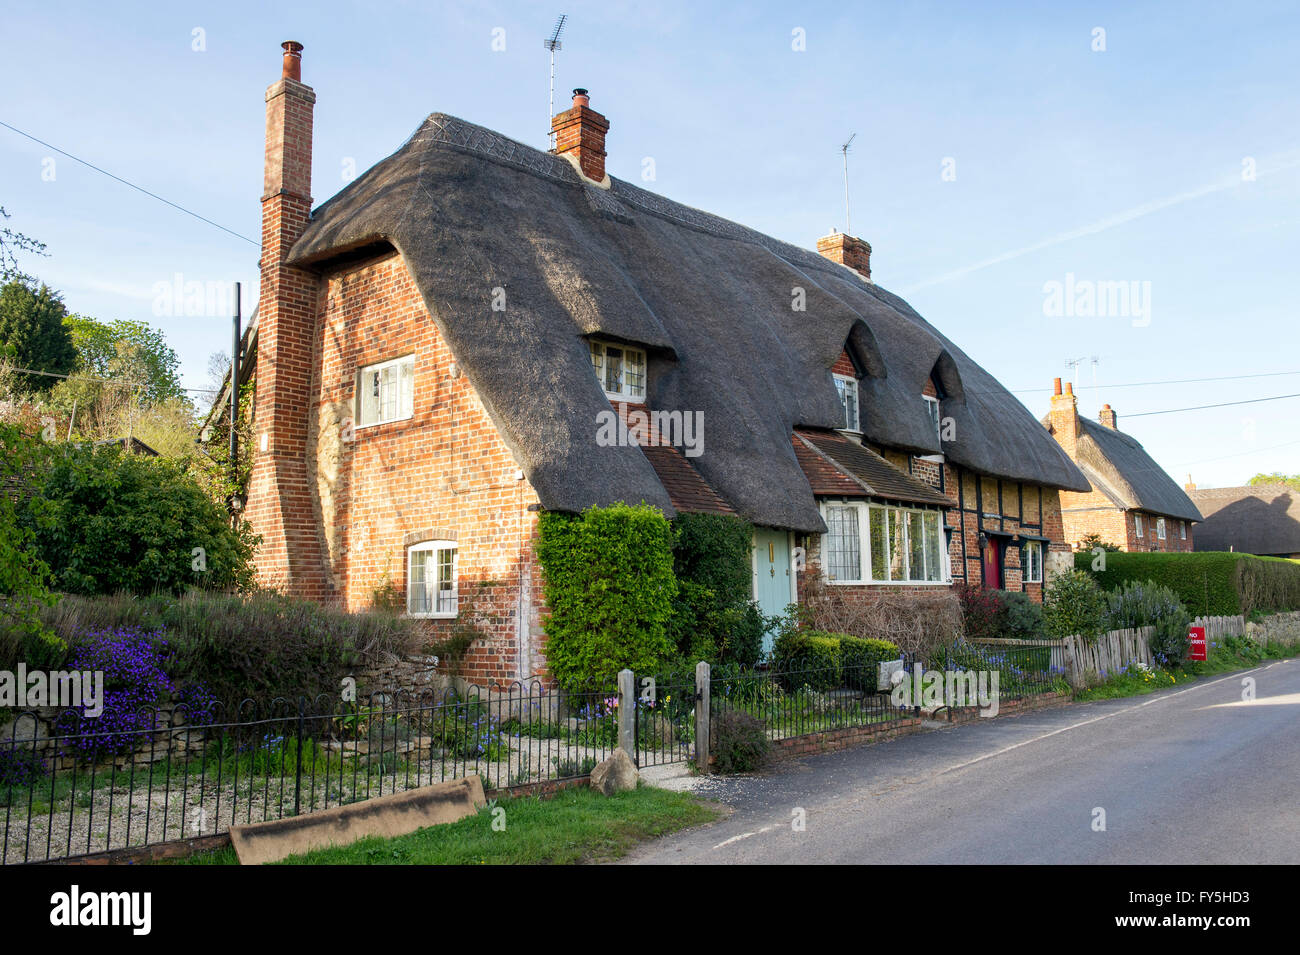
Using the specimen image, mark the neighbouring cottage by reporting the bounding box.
[1186,481,1300,557]
[220,42,1089,685]
[1042,379,1201,552]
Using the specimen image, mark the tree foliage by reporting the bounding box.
[0,278,76,391]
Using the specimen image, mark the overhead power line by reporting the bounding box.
[1006,369,1300,394]
[1125,392,1300,418]
[0,120,258,246]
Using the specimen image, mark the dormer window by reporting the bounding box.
[590,340,646,400]
[923,394,941,443]
[834,374,860,431]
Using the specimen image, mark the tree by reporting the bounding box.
[13,441,257,595]
[1248,472,1300,492]
[0,279,76,391]
[0,206,47,283]
[61,314,184,404]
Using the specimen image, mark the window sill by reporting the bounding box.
[825,578,951,587]
[355,413,415,432]
[406,611,458,620]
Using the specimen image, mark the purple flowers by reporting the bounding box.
[54,627,215,762]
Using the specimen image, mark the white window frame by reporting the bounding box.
[1022,540,1043,583]
[356,354,415,428]
[1180,520,1187,540]
[1134,513,1144,538]
[819,501,949,586]
[589,340,647,401]
[834,373,860,432]
[923,394,942,443]
[1156,517,1167,540]
[407,540,458,618]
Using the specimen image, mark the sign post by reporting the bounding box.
[1188,625,1207,662]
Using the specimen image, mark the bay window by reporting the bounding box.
[821,502,946,584]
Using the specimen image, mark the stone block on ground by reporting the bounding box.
[590,747,638,796]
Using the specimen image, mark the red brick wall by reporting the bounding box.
[249,249,548,687]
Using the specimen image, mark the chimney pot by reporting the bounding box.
[1098,403,1118,429]
[1065,381,1073,395]
[281,40,303,81]
[551,87,609,182]
[1053,377,1062,396]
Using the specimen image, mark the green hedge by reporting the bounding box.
[771,630,842,691]
[669,513,764,666]
[771,631,901,693]
[839,635,902,693]
[1075,551,1300,617]
[536,504,678,693]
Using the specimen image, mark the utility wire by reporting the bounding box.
[3,364,217,394]
[1125,393,1300,418]
[1005,369,1300,395]
[0,120,258,246]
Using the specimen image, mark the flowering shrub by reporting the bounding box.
[0,747,47,789]
[55,627,216,762]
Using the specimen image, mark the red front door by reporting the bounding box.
[982,536,1003,589]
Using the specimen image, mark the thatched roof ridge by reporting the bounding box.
[287,113,1088,532]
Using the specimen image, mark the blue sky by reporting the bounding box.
[2,0,1297,488]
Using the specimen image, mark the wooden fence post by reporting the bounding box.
[694,661,710,773]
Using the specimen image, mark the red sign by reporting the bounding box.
[1188,626,1207,662]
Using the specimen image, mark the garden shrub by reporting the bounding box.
[1148,606,1192,668]
[669,513,765,666]
[536,504,678,693]
[956,584,1005,642]
[771,630,841,691]
[36,590,422,705]
[798,577,963,660]
[53,627,217,762]
[1105,579,1187,630]
[1076,550,1300,618]
[0,748,46,789]
[1001,591,1045,640]
[0,424,59,664]
[839,635,901,692]
[1043,571,1108,641]
[13,441,258,596]
[710,709,771,774]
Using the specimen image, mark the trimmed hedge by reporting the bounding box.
[839,635,902,692]
[771,630,842,691]
[1076,551,1300,618]
[771,630,901,693]
[536,504,678,693]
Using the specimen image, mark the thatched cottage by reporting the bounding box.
[232,42,1089,683]
[1043,380,1201,552]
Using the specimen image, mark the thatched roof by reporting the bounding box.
[1050,417,1202,523]
[287,113,1088,533]
[1189,484,1300,556]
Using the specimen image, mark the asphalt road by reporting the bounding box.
[624,658,1300,864]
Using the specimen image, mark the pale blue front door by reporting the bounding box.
[753,527,793,654]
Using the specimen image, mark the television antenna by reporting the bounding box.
[544,15,568,150]
[1065,355,1100,391]
[840,133,856,235]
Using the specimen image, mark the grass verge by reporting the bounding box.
[175,784,721,865]
[1074,635,1300,702]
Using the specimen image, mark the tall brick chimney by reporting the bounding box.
[816,230,872,282]
[551,88,609,183]
[1047,377,1080,456]
[245,41,328,597]
[1098,403,1118,429]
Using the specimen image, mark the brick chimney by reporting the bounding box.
[1098,403,1118,429]
[1185,474,1197,493]
[551,88,610,183]
[1047,377,1080,456]
[816,230,872,282]
[245,41,328,597]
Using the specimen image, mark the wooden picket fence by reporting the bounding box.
[989,614,1248,689]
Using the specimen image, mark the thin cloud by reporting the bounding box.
[898,152,1300,294]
